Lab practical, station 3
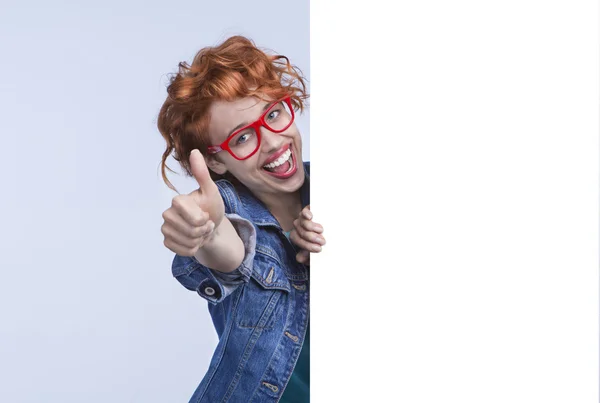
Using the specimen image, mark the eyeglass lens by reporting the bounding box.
[227,100,294,159]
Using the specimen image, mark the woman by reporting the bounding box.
[157,36,325,403]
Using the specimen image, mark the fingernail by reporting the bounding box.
[315,236,325,244]
[312,245,322,252]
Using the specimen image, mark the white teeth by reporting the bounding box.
[264,149,292,169]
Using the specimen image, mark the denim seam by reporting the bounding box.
[189,287,244,403]
[237,288,280,330]
[254,246,307,282]
[255,245,282,266]
[216,180,240,215]
[274,287,309,402]
[250,287,297,402]
[221,291,283,402]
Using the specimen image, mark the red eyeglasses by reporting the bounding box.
[207,96,295,160]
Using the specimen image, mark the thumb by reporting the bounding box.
[189,149,215,191]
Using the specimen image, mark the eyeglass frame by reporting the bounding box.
[206,96,295,161]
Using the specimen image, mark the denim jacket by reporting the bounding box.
[171,162,310,403]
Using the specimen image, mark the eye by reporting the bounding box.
[266,107,282,122]
[235,131,254,145]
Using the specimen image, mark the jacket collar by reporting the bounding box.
[234,161,310,228]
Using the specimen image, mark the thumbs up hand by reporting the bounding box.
[188,149,225,229]
[161,149,225,257]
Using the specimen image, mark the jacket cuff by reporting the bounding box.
[174,213,254,304]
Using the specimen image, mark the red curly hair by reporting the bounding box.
[157,35,309,192]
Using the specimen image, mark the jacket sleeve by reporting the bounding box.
[171,213,255,304]
[170,181,256,304]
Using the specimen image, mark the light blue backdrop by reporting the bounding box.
[0,2,309,402]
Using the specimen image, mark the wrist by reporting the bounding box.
[204,216,228,246]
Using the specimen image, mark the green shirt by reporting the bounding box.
[280,322,310,403]
[280,230,310,402]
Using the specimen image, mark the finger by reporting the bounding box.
[163,209,202,239]
[171,197,210,227]
[301,205,312,220]
[161,223,198,249]
[290,229,322,253]
[197,220,216,238]
[166,218,215,243]
[297,217,324,234]
[296,250,310,265]
[163,220,216,254]
[189,149,216,192]
[163,237,199,257]
[293,219,326,245]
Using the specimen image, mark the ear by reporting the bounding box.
[206,154,228,175]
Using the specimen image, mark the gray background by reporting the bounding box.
[0,1,309,401]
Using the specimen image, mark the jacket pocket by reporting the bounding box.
[235,251,291,330]
[235,279,287,330]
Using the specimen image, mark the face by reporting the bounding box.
[206,96,305,199]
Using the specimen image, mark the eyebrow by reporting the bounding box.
[226,101,274,137]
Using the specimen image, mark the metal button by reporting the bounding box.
[204,286,216,296]
[262,382,279,393]
[285,331,299,343]
[266,267,274,284]
[292,283,306,291]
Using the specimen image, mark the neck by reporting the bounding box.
[260,190,302,232]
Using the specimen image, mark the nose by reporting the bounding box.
[259,126,285,153]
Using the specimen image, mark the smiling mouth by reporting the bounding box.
[262,147,297,178]
[263,148,292,172]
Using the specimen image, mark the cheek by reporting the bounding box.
[292,129,303,142]
[228,159,260,176]
[279,130,300,145]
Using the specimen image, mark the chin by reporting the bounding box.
[282,168,305,192]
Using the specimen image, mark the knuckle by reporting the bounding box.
[296,240,308,249]
[171,195,184,208]
[191,226,203,238]
[191,214,205,227]
[162,211,175,225]
[200,225,213,237]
